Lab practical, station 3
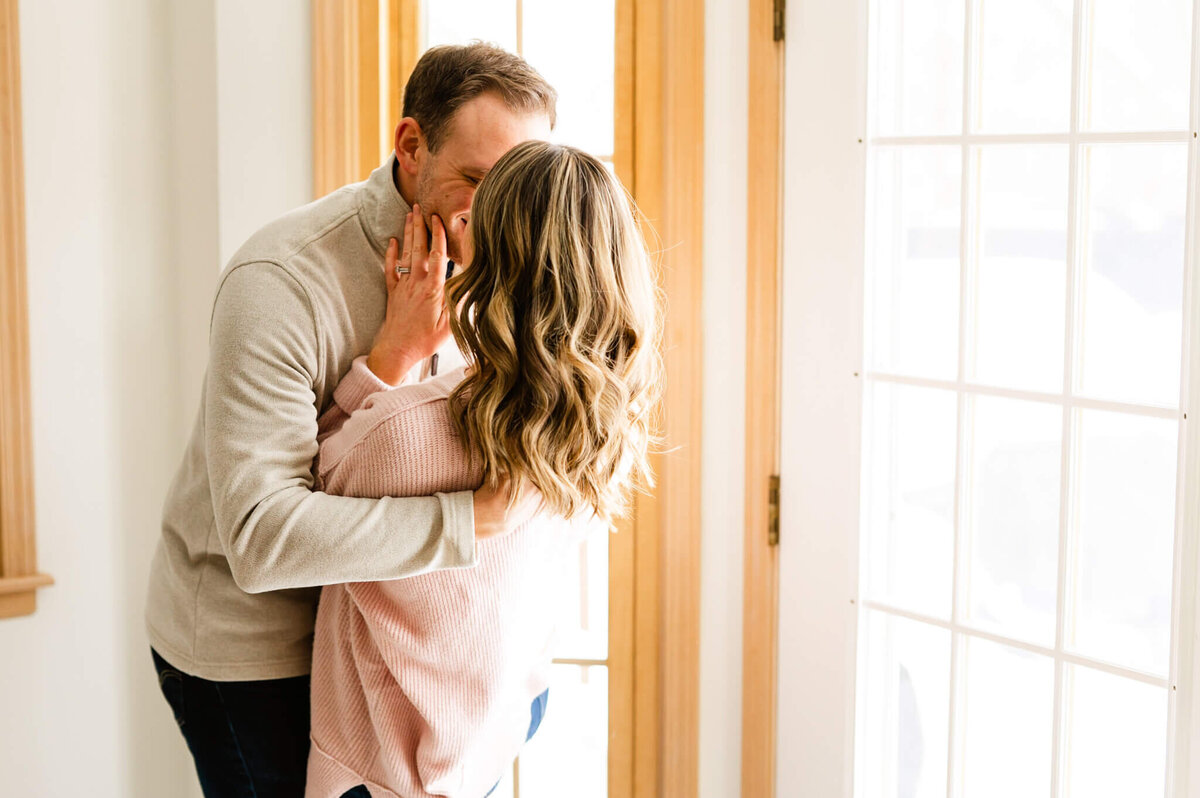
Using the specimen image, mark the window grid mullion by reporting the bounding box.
[1165,1,1200,794]
[861,598,1169,688]
[946,0,980,794]
[1051,0,1089,795]
[864,371,1181,420]
[872,131,1193,146]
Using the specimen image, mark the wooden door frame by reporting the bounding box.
[741,0,784,794]
[0,0,52,620]
[311,1,705,795]
[314,0,385,195]
[617,1,704,796]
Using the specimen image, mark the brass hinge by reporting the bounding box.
[773,0,786,42]
[768,475,781,546]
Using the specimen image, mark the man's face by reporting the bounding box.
[413,93,551,263]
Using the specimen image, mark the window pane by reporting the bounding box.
[1078,144,1187,407]
[863,383,957,619]
[960,637,1054,798]
[424,0,518,52]
[975,0,1073,133]
[552,525,609,661]
[1062,665,1168,798]
[970,145,1069,391]
[868,146,962,379]
[856,610,951,798]
[522,0,615,155]
[964,396,1062,647]
[1083,0,1194,131]
[871,0,965,135]
[518,665,607,798]
[1070,409,1177,675]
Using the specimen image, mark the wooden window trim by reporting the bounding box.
[742,0,783,794]
[0,0,52,620]
[312,2,704,794]
[625,1,704,796]
[610,2,641,794]
[313,0,417,197]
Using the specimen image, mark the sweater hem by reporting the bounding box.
[146,626,313,681]
[306,738,400,798]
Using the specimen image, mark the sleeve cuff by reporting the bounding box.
[438,490,477,567]
[334,356,401,414]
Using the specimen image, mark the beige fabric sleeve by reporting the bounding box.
[204,261,475,593]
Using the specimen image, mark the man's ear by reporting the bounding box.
[394,118,423,176]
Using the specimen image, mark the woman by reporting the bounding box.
[305,140,662,798]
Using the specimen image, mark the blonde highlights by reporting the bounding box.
[447,141,662,524]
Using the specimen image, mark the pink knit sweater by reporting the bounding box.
[305,358,588,798]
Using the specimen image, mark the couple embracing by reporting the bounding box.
[145,43,660,798]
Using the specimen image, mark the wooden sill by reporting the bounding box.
[0,573,54,619]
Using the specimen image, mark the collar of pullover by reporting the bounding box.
[358,154,413,256]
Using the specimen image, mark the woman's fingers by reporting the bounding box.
[411,203,429,275]
[385,237,400,291]
[399,211,414,277]
[396,206,446,294]
[429,215,448,290]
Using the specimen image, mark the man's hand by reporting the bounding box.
[366,204,453,385]
[473,478,544,540]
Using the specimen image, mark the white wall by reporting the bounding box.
[0,0,190,795]
[698,0,749,796]
[214,0,314,269]
[0,1,311,795]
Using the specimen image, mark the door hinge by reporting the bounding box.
[768,475,781,546]
[773,0,786,42]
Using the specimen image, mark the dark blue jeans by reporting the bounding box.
[152,648,548,798]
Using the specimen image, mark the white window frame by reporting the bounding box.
[775,0,1200,796]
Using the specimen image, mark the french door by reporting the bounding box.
[777,1,1200,796]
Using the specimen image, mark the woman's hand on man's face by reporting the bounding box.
[366,204,453,385]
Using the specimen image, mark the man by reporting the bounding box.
[145,43,556,797]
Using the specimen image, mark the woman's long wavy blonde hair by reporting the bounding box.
[447,140,663,524]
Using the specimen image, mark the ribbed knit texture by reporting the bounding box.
[306,360,586,798]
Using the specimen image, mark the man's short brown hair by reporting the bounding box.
[402,42,557,153]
